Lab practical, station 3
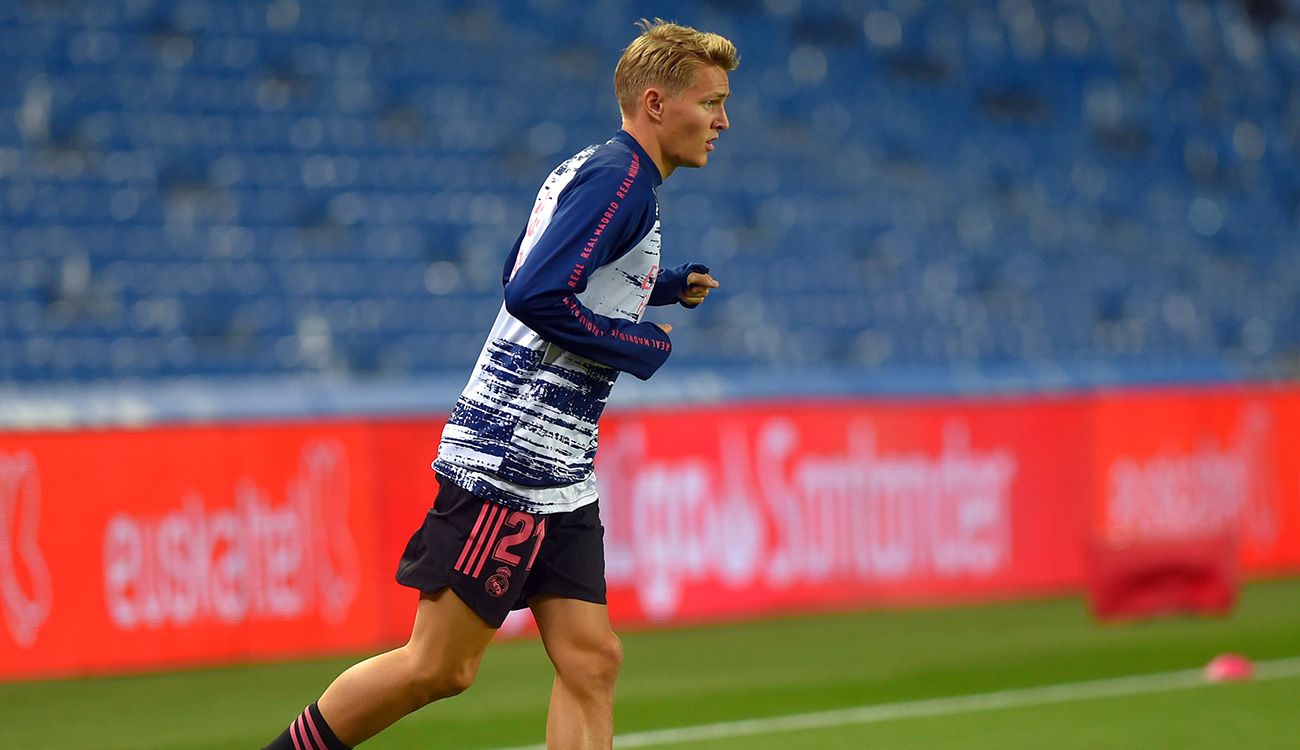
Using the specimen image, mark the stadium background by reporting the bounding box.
[1,0,1299,747]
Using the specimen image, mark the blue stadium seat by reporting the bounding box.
[0,0,1295,387]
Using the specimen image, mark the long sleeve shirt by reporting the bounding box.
[433,130,706,512]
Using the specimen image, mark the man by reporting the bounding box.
[263,18,737,750]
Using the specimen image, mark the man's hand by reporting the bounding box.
[679,272,720,307]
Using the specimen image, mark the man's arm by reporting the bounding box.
[503,165,672,381]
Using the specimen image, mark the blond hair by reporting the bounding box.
[614,19,739,116]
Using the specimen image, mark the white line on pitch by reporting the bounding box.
[489,657,1300,750]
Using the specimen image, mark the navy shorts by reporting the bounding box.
[396,475,607,627]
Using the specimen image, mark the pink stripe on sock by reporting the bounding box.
[293,715,318,750]
[288,717,305,750]
[303,708,329,750]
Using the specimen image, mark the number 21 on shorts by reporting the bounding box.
[453,503,547,579]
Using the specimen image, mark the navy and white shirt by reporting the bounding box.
[434,130,707,513]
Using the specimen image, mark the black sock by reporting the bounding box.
[262,703,352,750]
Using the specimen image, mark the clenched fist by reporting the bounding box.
[679,272,720,307]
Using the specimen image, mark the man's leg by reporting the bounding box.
[531,595,623,750]
[266,588,497,749]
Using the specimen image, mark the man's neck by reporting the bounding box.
[620,120,673,179]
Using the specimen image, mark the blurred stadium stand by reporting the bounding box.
[1,0,1297,419]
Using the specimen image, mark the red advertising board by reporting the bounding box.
[593,398,1091,626]
[0,424,392,678]
[1,386,1297,679]
[1083,388,1300,617]
[1087,389,1292,558]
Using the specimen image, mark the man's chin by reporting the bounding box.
[669,153,709,170]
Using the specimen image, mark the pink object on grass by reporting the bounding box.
[1204,653,1254,682]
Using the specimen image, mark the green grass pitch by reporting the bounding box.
[4,577,1298,749]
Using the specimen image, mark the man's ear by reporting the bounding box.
[643,87,666,123]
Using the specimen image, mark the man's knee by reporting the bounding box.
[602,633,624,681]
[557,631,623,692]
[408,655,480,706]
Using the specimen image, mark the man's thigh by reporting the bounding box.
[408,588,499,662]
[531,595,618,664]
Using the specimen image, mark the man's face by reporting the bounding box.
[658,65,731,173]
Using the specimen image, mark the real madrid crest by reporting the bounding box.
[486,566,512,598]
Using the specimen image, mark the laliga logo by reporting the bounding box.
[103,441,361,630]
[0,451,53,648]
